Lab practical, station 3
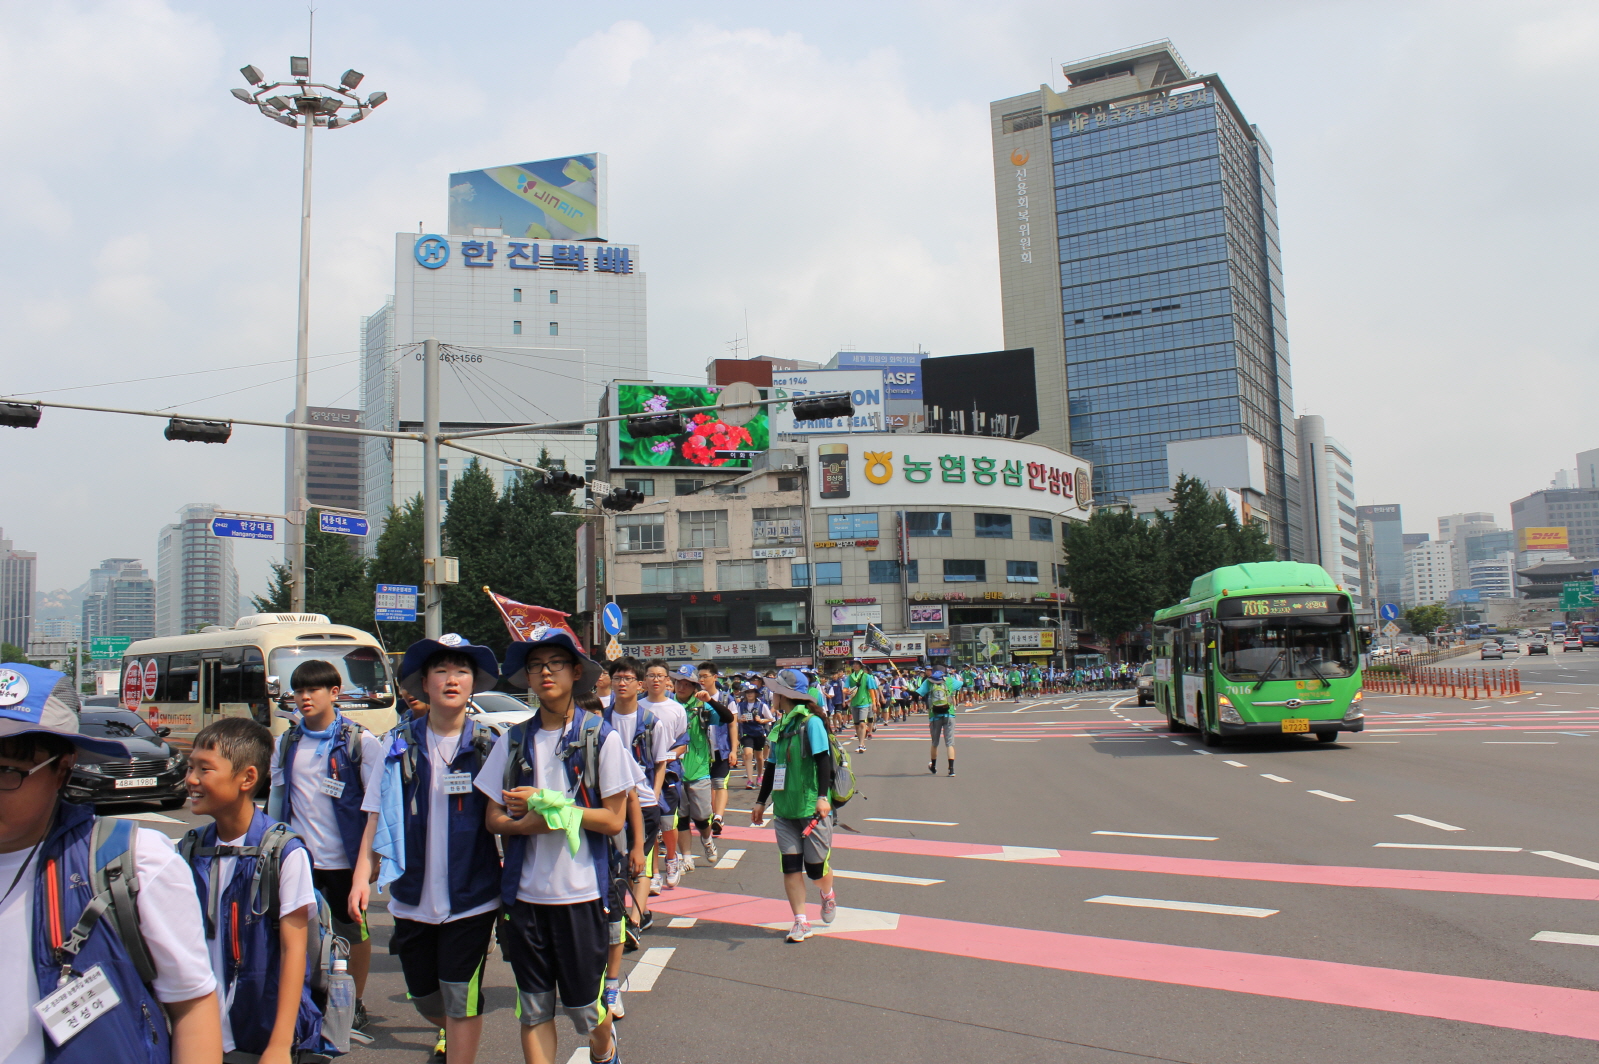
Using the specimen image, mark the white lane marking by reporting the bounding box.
[1093,831,1217,841]
[993,738,1041,742]
[1307,790,1354,802]
[1341,740,1400,743]
[667,917,698,928]
[567,1049,591,1064]
[1533,850,1599,872]
[864,818,959,826]
[1193,750,1214,755]
[1085,895,1278,918]
[1483,741,1557,744]
[113,812,186,824]
[1260,774,1292,783]
[1170,740,1189,746]
[621,947,676,992]
[758,905,900,934]
[963,846,1060,862]
[1559,733,1591,736]
[1533,931,1599,946]
[1223,760,1248,767]
[831,869,944,886]
[714,849,746,869]
[1395,814,1465,831]
[1374,843,1521,851]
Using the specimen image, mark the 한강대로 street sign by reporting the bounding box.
[375,583,419,623]
[211,518,276,541]
[318,512,369,537]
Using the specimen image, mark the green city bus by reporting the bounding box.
[1151,561,1365,745]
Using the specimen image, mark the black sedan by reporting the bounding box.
[1528,640,1550,655]
[66,709,189,809]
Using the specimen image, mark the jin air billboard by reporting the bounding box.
[449,153,608,241]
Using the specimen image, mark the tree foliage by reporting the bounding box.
[252,513,372,629]
[369,494,426,649]
[1404,603,1450,636]
[1153,474,1278,604]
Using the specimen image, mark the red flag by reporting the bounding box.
[483,587,584,651]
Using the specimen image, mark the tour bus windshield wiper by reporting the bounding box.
[1253,650,1286,692]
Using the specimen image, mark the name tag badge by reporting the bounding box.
[443,771,473,795]
[772,764,787,791]
[35,965,121,1046]
[320,777,346,799]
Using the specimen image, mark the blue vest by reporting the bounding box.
[31,801,169,1064]
[388,716,502,913]
[499,712,619,909]
[184,812,331,1056]
[280,715,369,866]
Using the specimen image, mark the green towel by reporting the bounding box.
[528,788,585,854]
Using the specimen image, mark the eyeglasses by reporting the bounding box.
[0,755,60,792]
[525,659,572,675]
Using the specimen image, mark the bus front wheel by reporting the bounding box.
[1316,731,1339,744]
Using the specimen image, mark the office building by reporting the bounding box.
[1579,447,1599,490]
[1468,553,1517,599]
[1438,512,1494,541]
[155,505,239,636]
[1401,539,1453,607]
[1510,487,1599,561]
[990,39,1302,557]
[0,529,36,649]
[1357,505,1403,608]
[82,559,156,647]
[285,407,365,514]
[1436,513,1503,597]
[1294,416,1362,605]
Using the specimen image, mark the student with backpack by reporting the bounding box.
[926,669,957,776]
[182,716,338,1064]
[0,662,222,1063]
[844,659,878,754]
[639,659,686,891]
[671,663,735,866]
[269,659,386,1041]
[749,668,843,944]
[735,682,774,788]
[477,627,632,1064]
[384,635,506,1064]
[601,657,673,973]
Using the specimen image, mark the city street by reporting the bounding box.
[107,652,1599,1063]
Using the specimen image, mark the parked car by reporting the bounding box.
[1135,663,1155,706]
[1528,639,1550,655]
[467,691,536,735]
[1394,646,1413,656]
[1564,637,1584,652]
[1481,644,1504,660]
[65,709,188,809]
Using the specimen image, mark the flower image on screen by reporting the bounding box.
[616,385,770,469]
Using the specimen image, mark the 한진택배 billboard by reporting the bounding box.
[612,384,770,470]
[1518,526,1569,552]
[449,154,607,241]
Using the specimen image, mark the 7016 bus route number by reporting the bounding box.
[1240,598,1328,617]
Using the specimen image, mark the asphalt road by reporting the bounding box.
[108,652,1599,1062]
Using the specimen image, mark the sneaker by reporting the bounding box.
[681,852,696,874]
[947,765,956,777]
[664,858,681,889]
[427,1028,446,1063]
[702,836,719,864]
[744,778,756,789]
[348,999,374,1045]
[928,760,936,774]
[623,923,640,953]
[638,911,654,932]
[649,872,663,896]
[820,889,837,925]
[785,916,813,943]
[711,814,724,837]
[605,982,626,1020]
[856,746,866,754]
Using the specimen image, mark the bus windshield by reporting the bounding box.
[1218,615,1358,683]
[268,644,395,708]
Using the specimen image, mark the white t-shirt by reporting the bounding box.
[269,727,385,869]
[607,705,676,808]
[474,720,632,905]
[644,697,687,752]
[386,729,500,926]
[0,823,217,1064]
[203,833,315,1053]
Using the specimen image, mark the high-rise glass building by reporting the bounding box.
[990,40,1302,556]
[155,504,239,636]
[1356,504,1404,608]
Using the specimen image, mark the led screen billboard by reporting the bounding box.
[449,153,607,241]
[612,384,770,470]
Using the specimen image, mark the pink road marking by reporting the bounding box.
[715,826,1599,900]
[652,887,1599,1041]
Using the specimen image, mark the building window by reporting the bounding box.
[791,563,810,587]
[623,478,655,496]
[757,601,805,636]
[622,605,668,640]
[674,479,705,496]
[681,605,730,637]
[512,288,522,303]
[548,322,559,336]
[905,512,953,537]
[615,513,666,553]
[777,476,801,492]
[640,562,703,593]
[512,321,522,335]
[717,559,767,590]
[549,290,559,304]
[814,562,843,585]
[944,559,986,583]
[1007,560,1040,583]
[1030,517,1053,541]
[752,506,804,546]
[679,509,728,549]
[827,513,879,539]
[974,513,1012,539]
[867,560,900,584]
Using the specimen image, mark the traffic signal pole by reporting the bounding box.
[422,337,443,639]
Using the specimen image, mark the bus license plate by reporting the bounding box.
[113,777,156,789]
[1281,719,1310,733]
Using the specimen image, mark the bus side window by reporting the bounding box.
[217,647,244,705]
[239,647,268,724]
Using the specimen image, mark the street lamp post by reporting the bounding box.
[230,56,386,612]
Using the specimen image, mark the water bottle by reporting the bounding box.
[323,956,356,1053]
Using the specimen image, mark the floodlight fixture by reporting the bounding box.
[241,64,265,86]
[365,90,387,108]
[791,393,854,421]
[340,69,364,90]
[165,418,232,444]
[627,412,686,438]
[230,88,255,104]
[289,56,310,78]
[265,95,290,112]
[539,470,587,495]
[0,402,42,429]
[274,113,299,129]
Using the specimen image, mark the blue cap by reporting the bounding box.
[0,663,129,757]
[399,634,500,698]
[765,668,813,702]
[932,669,945,679]
[673,664,698,681]
[503,625,602,696]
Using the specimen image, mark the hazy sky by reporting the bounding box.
[5,0,1597,596]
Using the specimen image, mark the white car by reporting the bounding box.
[1499,641,1519,654]
[467,691,536,734]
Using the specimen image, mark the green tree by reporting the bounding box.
[1155,474,1277,603]
[440,460,508,648]
[1062,507,1168,650]
[497,454,583,636]
[1,642,27,663]
[252,512,372,629]
[1404,603,1450,635]
[368,494,426,648]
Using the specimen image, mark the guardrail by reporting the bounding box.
[1364,665,1520,698]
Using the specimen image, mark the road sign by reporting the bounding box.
[211,517,276,541]
[141,659,158,701]
[375,583,418,623]
[121,661,143,709]
[1379,603,1400,621]
[605,636,621,660]
[1561,580,1594,611]
[602,602,623,636]
[90,637,131,659]
[318,512,369,537]
[1382,621,1400,637]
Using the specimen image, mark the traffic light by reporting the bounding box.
[606,488,645,512]
[0,402,41,428]
[165,418,232,444]
[792,393,853,421]
[627,411,685,438]
[539,470,586,495]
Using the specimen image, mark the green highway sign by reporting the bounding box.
[89,636,132,659]
[1561,581,1594,611]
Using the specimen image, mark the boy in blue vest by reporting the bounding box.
[269,658,386,1041]
[477,628,631,1064]
[384,635,506,1064]
[183,716,333,1063]
[0,662,222,1063]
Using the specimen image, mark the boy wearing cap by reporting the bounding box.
[601,658,672,944]
[384,636,505,1064]
[926,669,956,776]
[639,659,686,890]
[671,663,734,866]
[749,669,839,944]
[478,629,631,1064]
[0,663,222,1063]
[844,659,878,754]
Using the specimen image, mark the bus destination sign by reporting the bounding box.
[1220,595,1343,619]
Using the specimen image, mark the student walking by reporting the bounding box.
[844,659,878,754]
[640,660,687,891]
[926,669,957,776]
[671,663,735,866]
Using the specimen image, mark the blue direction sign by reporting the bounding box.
[211,517,276,541]
[319,512,370,537]
[375,583,418,623]
[602,602,623,636]
[1379,603,1400,621]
